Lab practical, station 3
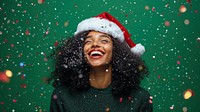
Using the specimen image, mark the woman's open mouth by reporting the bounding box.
[88,50,105,59]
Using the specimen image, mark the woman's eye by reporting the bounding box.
[101,39,109,44]
[84,40,92,44]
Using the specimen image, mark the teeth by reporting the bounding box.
[90,51,103,56]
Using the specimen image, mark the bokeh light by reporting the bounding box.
[5,70,13,78]
[183,89,194,100]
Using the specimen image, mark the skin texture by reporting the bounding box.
[83,31,113,89]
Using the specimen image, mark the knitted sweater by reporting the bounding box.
[50,85,153,112]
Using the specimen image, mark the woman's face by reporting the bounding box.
[83,31,113,67]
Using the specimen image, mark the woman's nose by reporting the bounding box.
[92,42,100,48]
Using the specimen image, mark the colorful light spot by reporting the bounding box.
[183,107,188,112]
[13,99,17,103]
[38,0,45,4]
[25,29,30,35]
[145,5,150,10]
[152,7,156,11]
[179,5,187,13]
[119,97,123,102]
[164,21,170,27]
[184,19,190,25]
[54,41,59,46]
[105,107,110,112]
[5,70,12,77]
[20,62,24,67]
[53,94,57,99]
[177,61,181,65]
[64,21,69,27]
[0,72,10,83]
[183,89,193,99]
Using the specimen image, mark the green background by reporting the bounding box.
[0,0,200,112]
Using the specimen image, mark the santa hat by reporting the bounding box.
[74,12,145,56]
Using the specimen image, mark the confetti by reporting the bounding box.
[25,29,30,35]
[183,89,194,99]
[0,0,199,112]
[186,0,191,3]
[182,107,188,112]
[54,41,59,46]
[64,21,69,27]
[0,72,10,83]
[5,70,12,77]
[164,21,170,27]
[145,5,150,10]
[38,0,45,4]
[184,19,190,25]
[119,97,123,102]
[177,61,181,65]
[105,107,110,112]
[179,5,187,13]
[12,99,17,103]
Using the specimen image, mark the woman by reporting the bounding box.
[48,12,153,112]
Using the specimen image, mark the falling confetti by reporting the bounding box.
[144,5,150,10]
[0,72,10,83]
[5,70,12,77]
[25,29,30,35]
[186,0,191,3]
[64,21,69,27]
[38,0,45,4]
[164,21,170,27]
[184,19,190,25]
[183,89,194,99]
[182,107,188,112]
[179,5,187,13]
[105,107,110,112]
[119,97,123,103]
[0,0,199,112]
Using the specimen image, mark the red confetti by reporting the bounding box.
[54,41,59,46]
[21,74,26,80]
[177,61,181,65]
[13,99,17,103]
[17,4,21,6]
[128,96,132,100]
[179,5,187,13]
[46,30,49,35]
[25,29,30,35]
[11,44,14,47]
[149,96,153,104]
[119,97,123,102]
[38,0,45,4]
[20,84,27,88]
[164,21,170,27]
[158,75,161,79]
[0,72,10,83]
[152,7,156,12]
[186,0,191,3]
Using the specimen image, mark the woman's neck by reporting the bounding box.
[89,65,112,89]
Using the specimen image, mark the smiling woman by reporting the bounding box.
[48,12,153,112]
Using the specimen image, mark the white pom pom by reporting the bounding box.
[130,43,145,56]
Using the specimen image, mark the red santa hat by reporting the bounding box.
[74,12,145,56]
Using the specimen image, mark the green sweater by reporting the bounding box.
[50,85,153,112]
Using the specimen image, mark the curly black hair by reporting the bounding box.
[48,31,149,96]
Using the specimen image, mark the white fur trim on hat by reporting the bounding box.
[130,43,145,56]
[74,18,124,42]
